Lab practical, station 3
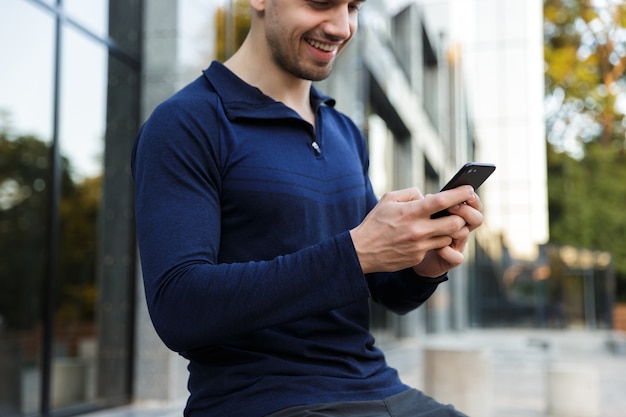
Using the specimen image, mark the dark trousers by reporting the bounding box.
[265,389,469,417]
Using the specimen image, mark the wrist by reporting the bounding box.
[349,228,373,274]
[413,269,448,284]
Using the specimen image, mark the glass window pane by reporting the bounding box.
[51,25,107,411]
[64,0,109,39]
[0,2,55,415]
[59,29,107,181]
[0,2,55,140]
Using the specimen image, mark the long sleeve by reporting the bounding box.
[131,99,371,352]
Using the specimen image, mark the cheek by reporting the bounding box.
[342,19,357,45]
[350,15,358,34]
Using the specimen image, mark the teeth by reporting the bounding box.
[307,39,335,52]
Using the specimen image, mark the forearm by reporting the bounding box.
[139,231,370,352]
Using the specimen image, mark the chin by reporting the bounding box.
[302,64,334,82]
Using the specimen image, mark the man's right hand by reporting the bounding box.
[349,185,481,276]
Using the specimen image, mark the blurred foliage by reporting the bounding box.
[547,143,626,265]
[544,0,626,154]
[0,133,51,330]
[57,174,101,323]
[0,126,100,331]
[544,0,626,301]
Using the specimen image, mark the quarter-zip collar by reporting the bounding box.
[202,61,336,122]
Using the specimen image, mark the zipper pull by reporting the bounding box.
[311,141,321,155]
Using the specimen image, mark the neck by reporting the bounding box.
[224,39,315,125]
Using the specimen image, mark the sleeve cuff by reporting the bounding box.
[415,273,448,284]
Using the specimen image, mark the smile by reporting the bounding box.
[305,38,337,53]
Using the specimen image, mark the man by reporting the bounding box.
[131,0,483,416]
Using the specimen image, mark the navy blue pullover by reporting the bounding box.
[131,61,445,417]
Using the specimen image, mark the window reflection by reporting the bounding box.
[0,2,55,415]
[0,2,54,140]
[64,0,109,39]
[59,26,107,181]
[0,0,235,413]
[50,26,107,410]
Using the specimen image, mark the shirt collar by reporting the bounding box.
[202,61,336,120]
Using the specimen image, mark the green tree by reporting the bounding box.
[56,174,101,323]
[547,143,626,265]
[544,0,626,299]
[0,133,51,330]
[0,126,101,331]
[545,0,626,154]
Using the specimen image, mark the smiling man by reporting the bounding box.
[131,0,480,416]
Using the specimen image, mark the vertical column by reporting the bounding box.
[546,363,599,417]
[423,345,493,417]
[134,0,189,403]
[97,0,142,402]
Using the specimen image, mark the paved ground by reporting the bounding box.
[89,329,626,417]
[384,328,626,417]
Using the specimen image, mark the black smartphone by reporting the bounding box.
[431,162,496,218]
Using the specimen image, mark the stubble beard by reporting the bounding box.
[273,47,334,82]
[267,35,335,82]
[264,21,334,81]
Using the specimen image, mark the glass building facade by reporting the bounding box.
[1,0,140,414]
[0,1,258,415]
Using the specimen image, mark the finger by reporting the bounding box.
[463,191,483,211]
[382,187,424,203]
[448,204,484,231]
[428,212,468,237]
[448,225,470,241]
[436,245,465,266]
[422,186,476,217]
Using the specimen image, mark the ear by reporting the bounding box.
[250,0,265,13]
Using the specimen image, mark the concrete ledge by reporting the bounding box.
[84,401,185,417]
[547,363,599,417]
[423,344,493,417]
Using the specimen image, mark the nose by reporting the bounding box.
[322,5,355,41]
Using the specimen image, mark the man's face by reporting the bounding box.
[262,0,364,81]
